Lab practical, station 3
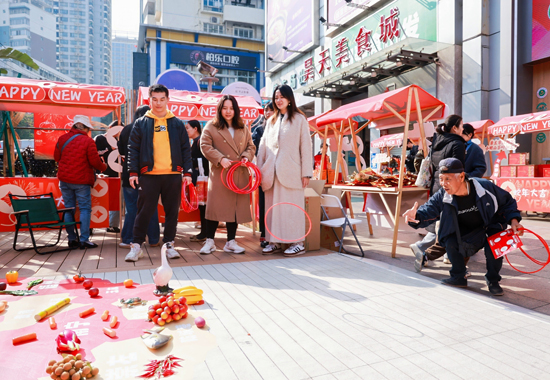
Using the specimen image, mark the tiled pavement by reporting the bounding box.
[73,252,550,380]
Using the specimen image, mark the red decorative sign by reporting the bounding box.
[490,151,507,180]
[355,27,372,57]
[497,177,550,212]
[488,111,550,135]
[318,49,331,74]
[335,37,350,68]
[33,114,73,160]
[48,87,125,106]
[488,229,523,259]
[0,83,45,102]
[168,103,200,119]
[304,58,315,82]
[380,7,400,43]
[0,177,118,231]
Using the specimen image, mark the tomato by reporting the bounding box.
[82,280,93,290]
[73,273,85,283]
[6,271,18,284]
[0,282,6,291]
[147,310,156,318]
[159,296,167,303]
[123,279,133,288]
[88,288,99,297]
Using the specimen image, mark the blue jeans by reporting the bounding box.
[59,181,91,242]
[109,211,120,228]
[121,186,160,245]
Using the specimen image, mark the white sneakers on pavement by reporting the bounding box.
[119,242,131,248]
[284,243,305,257]
[200,238,216,255]
[262,243,281,255]
[164,242,180,259]
[125,243,144,262]
[224,239,245,254]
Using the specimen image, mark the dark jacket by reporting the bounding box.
[191,135,209,185]
[94,134,117,177]
[54,127,107,186]
[429,133,466,195]
[127,114,192,177]
[405,144,419,173]
[251,124,264,157]
[117,122,134,187]
[409,178,521,246]
[465,141,487,178]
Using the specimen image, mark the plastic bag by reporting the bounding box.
[414,156,432,188]
[196,158,208,206]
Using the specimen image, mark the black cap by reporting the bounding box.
[439,158,464,174]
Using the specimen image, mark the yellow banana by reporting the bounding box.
[173,286,198,293]
[185,295,203,305]
[175,288,203,297]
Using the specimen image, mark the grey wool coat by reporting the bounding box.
[200,121,256,223]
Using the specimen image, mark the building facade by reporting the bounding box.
[54,0,112,85]
[264,0,535,170]
[137,0,265,92]
[112,34,137,92]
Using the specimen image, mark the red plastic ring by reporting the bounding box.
[181,181,198,213]
[505,228,550,274]
[264,202,311,243]
[221,161,261,195]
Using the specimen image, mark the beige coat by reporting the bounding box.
[257,113,313,190]
[200,121,256,223]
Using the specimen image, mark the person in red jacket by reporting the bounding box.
[54,115,107,249]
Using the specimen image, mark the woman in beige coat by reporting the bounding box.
[258,84,313,256]
[200,95,256,254]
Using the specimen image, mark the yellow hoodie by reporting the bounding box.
[145,109,178,175]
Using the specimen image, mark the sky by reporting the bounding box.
[112,0,141,37]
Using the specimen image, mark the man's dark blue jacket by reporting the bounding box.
[408,178,521,245]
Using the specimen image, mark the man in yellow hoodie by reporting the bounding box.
[126,84,193,261]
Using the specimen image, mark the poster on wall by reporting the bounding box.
[33,114,73,160]
[266,0,315,68]
[533,0,550,61]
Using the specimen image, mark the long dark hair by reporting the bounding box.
[188,119,202,135]
[462,123,474,137]
[272,84,305,122]
[436,114,462,134]
[134,105,150,121]
[212,95,245,130]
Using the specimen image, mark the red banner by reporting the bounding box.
[0,177,119,231]
[48,87,125,106]
[33,113,73,160]
[496,177,550,212]
[0,83,45,102]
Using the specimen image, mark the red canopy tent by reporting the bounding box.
[317,85,447,257]
[488,111,550,136]
[137,87,263,122]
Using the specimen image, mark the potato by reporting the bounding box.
[75,361,84,369]
[69,369,75,375]
[49,359,57,366]
[46,366,53,374]
[91,367,99,376]
[50,373,57,380]
[60,372,70,380]
[75,354,82,360]
[69,360,75,366]
[71,373,80,380]
[63,363,72,371]
[81,366,90,376]
[55,367,63,376]
[63,357,71,363]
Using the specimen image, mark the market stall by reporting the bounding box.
[316,84,447,257]
[488,111,550,212]
[0,77,126,230]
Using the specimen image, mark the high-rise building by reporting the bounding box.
[54,0,112,85]
[137,0,265,92]
[112,34,136,92]
[0,0,74,83]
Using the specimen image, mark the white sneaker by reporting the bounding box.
[224,239,245,254]
[125,243,143,262]
[443,253,451,264]
[164,242,180,259]
[284,243,305,256]
[262,243,281,254]
[200,238,216,255]
[119,242,131,248]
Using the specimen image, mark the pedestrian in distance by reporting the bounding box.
[252,102,275,248]
[54,115,107,249]
[410,114,466,271]
[126,84,193,262]
[258,84,313,256]
[117,105,160,249]
[199,94,256,255]
[403,158,523,296]
[462,123,487,178]
[186,119,209,243]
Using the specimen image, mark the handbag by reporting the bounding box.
[415,146,432,188]
[196,158,208,206]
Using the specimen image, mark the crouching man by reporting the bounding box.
[402,158,523,296]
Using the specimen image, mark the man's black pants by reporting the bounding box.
[442,228,504,283]
[133,174,181,245]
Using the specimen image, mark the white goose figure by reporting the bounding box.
[153,243,173,296]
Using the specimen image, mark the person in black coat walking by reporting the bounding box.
[251,102,274,248]
[186,120,209,242]
[462,123,487,178]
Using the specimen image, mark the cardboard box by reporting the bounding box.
[517,165,536,177]
[536,164,550,177]
[508,153,529,165]
[499,166,517,177]
[304,187,320,251]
